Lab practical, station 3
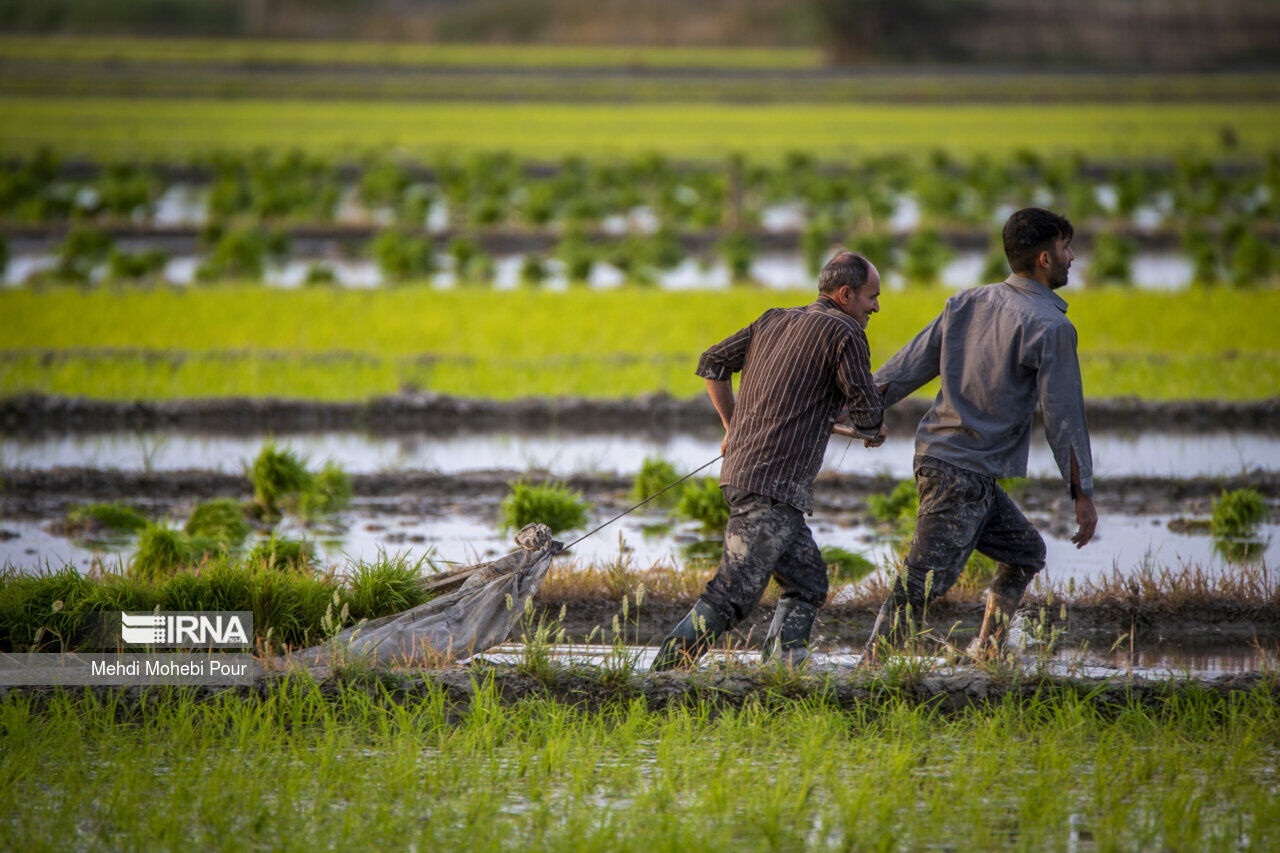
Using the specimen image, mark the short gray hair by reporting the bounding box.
[818,251,870,294]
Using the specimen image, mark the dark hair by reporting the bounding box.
[1003,207,1073,274]
[818,251,870,294]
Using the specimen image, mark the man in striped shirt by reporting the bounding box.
[652,251,887,671]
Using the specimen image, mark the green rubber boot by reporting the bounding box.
[651,599,729,672]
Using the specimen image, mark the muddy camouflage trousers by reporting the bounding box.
[700,486,828,627]
[879,456,1047,632]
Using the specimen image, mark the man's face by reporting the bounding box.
[838,266,881,328]
[1046,237,1074,289]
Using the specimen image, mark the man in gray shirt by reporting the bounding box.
[868,207,1098,655]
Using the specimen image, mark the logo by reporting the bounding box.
[117,611,252,649]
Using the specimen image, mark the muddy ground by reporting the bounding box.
[3,466,1277,521]
[4,393,1278,435]
[4,666,1275,717]
[537,597,1280,652]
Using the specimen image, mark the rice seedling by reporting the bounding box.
[247,535,316,573]
[866,479,919,529]
[298,462,352,520]
[630,456,682,508]
[820,545,877,583]
[53,226,112,282]
[249,441,313,516]
[105,248,167,282]
[902,227,953,284]
[368,228,435,282]
[1211,489,1267,539]
[129,524,222,581]
[1088,233,1136,285]
[498,481,590,535]
[717,230,756,284]
[303,263,337,285]
[675,478,730,530]
[519,253,549,286]
[195,226,288,282]
[63,502,148,536]
[0,564,93,651]
[342,551,433,622]
[184,498,251,546]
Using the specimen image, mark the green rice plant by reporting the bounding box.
[247,565,335,649]
[820,546,877,583]
[717,231,756,284]
[0,564,93,651]
[1229,232,1274,287]
[498,481,589,535]
[556,234,595,284]
[369,228,435,282]
[184,498,250,545]
[675,478,730,530]
[105,248,168,281]
[93,162,158,218]
[802,219,835,277]
[247,535,317,573]
[195,226,287,281]
[519,253,549,286]
[631,456,682,509]
[130,524,222,581]
[1211,489,1267,540]
[902,228,953,284]
[303,264,337,285]
[54,226,112,282]
[76,571,163,616]
[1088,232,1136,285]
[63,502,148,536]
[358,157,409,208]
[867,480,919,530]
[297,462,352,520]
[249,441,313,516]
[343,552,432,623]
[848,229,895,274]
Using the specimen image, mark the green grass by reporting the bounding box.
[63,502,148,535]
[498,481,590,535]
[0,36,823,70]
[2,285,1277,400]
[1,681,1278,850]
[1,97,1274,161]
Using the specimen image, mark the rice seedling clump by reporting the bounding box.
[1211,488,1267,540]
[130,525,222,581]
[63,503,148,536]
[498,481,589,534]
[298,462,353,520]
[184,498,251,545]
[250,442,313,516]
[631,456,682,508]
[248,535,317,573]
[676,478,730,530]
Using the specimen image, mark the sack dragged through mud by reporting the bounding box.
[287,523,561,666]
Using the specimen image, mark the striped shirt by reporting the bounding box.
[696,295,884,513]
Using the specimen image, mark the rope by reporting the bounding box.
[563,455,723,551]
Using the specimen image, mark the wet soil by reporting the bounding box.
[535,597,1280,653]
[4,393,1277,436]
[3,466,1276,520]
[4,666,1275,717]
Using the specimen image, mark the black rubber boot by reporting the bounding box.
[650,599,729,672]
[761,600,818,667]
[863,598,916,659]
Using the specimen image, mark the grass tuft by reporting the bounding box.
[249,441,313,516]
[498,480,590,535]
[130,524,221,581]
[184,498,251,545]
[675,478,729,530]
[63,503,148,536]
[631,456,681,508]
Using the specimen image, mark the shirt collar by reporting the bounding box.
[1004,274,1069,314]
[816,294,841,311]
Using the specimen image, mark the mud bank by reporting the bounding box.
[539,598,1280,652]
[4,667,1275,718]
[4,393,1278,436]
[3,466,1277,519]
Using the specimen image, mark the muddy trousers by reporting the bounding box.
[699,486,829,629]
[872,456,1046,642]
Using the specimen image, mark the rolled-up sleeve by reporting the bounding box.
[1036,322,1094,498]
[873,313,943,409]
[695,317,759,381]
[836,325,884,430]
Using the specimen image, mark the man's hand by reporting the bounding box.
[1071,494,1097,548]
[720,435,728,457]
[864,423,888,448]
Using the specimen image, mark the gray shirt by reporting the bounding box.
[874,274,1094,498]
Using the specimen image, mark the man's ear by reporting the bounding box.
[1037,249,1051,270]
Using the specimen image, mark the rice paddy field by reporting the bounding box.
[1,32,1278,851]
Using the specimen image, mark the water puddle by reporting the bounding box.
[4,428,1275,479]
[4,249,1199,291]
[3,502,1276,584]
[471,641,1276,679]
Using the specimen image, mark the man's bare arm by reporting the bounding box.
[1069,449,1097,548]
[705,378,735,455]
